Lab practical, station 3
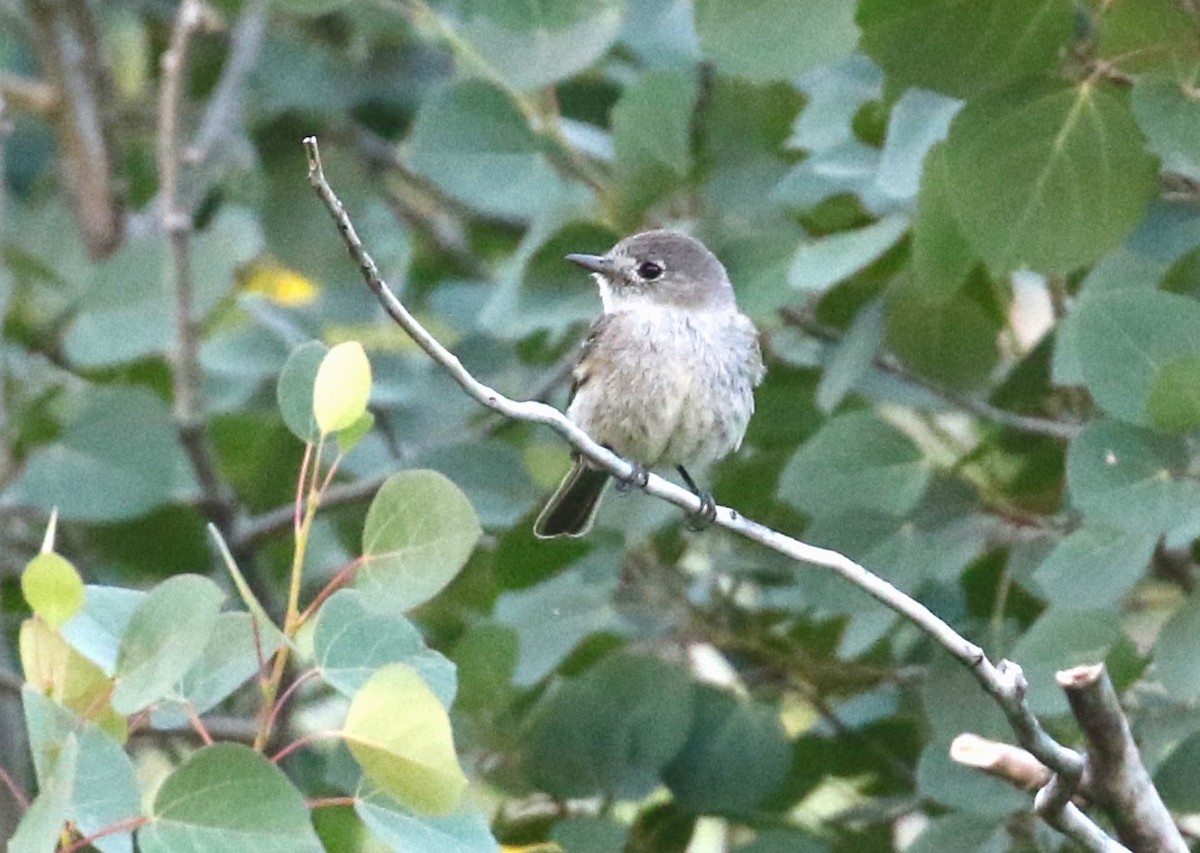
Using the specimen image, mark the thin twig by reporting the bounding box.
[233,473,386,553]
[185,0,268,168]
[60,816,149,853]
[780,308,1081,441]
[262,668,320,742]
[0,71,57,114]
[271,729,337,764]
[302,135,1123,850]
[0,762,28,809]
[308,796,356,809]
[158,0,236,534]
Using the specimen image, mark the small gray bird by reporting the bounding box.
[534,230,765,539]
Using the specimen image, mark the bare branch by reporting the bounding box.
[779,307,1081,441]
[23,0,123,257]
[0,71,57,114]
[951,733,1055,792]
[1034,776,1129,853]
[232,473,387,553]
[1059,664,1187,853]
[158,0,237,534]
[185,0,269,169]
[302,135,1125,850]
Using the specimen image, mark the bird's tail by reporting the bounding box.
[533,461,610,538]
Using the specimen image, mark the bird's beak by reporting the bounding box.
[565,253,610,275]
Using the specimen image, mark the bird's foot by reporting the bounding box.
[685,492,718,531]
[615,462,650,493]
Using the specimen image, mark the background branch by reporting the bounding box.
[22,0,122,257]
[1059,664,1187,853]
[157,0,237,536]
[779,307,1081,441]
[302,135,1124,851]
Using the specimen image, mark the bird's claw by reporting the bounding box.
[685,493,717,531]
[615,462,649,493]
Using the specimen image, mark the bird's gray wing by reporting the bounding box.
[567,311,616,405]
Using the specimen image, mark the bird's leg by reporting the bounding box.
[614,459,649,493]
[677,466,717,530]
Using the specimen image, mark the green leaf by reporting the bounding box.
[451,0,625,91]
[412,440,541,529]
[612,69,697,214]
[1132,75,1200,183]
[356,786,499,853]
[694,0,858,82]
[481,220,617,339]
[23,688,140,853]
[407,80,589,221]
[1096,0,1200,77]
[343,663,469,816]
[789,55,883,154]
[523,654,694,799]
[1155,730,1200,811]
[139,743,323,853]
[911,144,975,294]
[1067,419,1200,536]
[314,589,457,707]
[550,817,631,853]
[494,552,624,686]
[358,470,482,611]
[64,210,262,368]
[336,410,375,454]
[277,340,328,442]
[1156,593,1200,702]
[22,552,84,629]
[778,411,930,519]
[1075,290,1200,425]
[153,612,286,728]
[20,618,125,740]
[1032,526,1156,610]
[737,829,831,853]
[917,739,1027,816]
[11,386,194,522]
[314,341,372,434]
[787,214,908,293]
[943,82,1159,274]
[816,300,885,413]
[662,685,790,813]
[1007,608,1124,716]
[112,575,225,715]
[1146,354,1200,431]
[905,814,1004,853]
[9,734,76,853]
[886,284,1000,392]
[61,586,145,674]
[874,88,962,204]
[807,499,986,593]
[857,0,1074,98]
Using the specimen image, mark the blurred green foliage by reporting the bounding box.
[2,0,1200,851]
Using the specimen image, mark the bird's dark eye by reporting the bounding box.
[637,261,663,280]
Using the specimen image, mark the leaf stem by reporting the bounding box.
[271,729,338,765]
[59,816,149,853]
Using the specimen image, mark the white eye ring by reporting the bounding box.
[637,261,663,280]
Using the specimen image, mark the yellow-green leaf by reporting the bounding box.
[313,341,372,434]
[21,553,84,628]
[19,618,126,740]
[343,663,469,816]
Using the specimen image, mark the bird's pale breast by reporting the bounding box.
[567,304,760,468]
